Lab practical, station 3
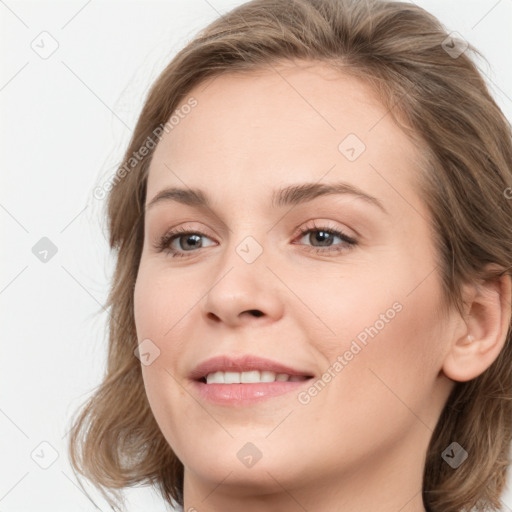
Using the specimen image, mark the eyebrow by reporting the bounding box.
[146,181,388,215]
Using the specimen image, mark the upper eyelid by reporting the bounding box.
[145,195,374,235]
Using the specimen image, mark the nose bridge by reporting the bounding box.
[201,225,284,325]
[212,230,267,296]
[219,205,270,267]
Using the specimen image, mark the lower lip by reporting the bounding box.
[190,379,312,405]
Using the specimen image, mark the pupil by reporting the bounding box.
[313,231,332,246]
[182,234,201,250]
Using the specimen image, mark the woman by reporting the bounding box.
[69,1,512,511]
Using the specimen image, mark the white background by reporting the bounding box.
[1,0,511,510]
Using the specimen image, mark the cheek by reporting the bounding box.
[133,263,204,411]
[134,266,193,457]
[134,263,158,338]
[285,266,405,362]
[298,256,445,410]
[133,262,197,341]
[320,274,445,431]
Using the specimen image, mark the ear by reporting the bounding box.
[442,266,512,382]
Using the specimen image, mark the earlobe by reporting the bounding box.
[442,268,512,383]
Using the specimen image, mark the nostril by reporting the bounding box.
[248,310,263,317]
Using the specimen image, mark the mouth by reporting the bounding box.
[199,370,311,384]
[189,355,314,405]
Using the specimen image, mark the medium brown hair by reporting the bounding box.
[68,1,512,510]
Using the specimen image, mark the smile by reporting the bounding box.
[189,354,315,405]
[204,370,309,384]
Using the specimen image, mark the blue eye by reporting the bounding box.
[155,221,357,259]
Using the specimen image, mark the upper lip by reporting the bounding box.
[189,355,314,381]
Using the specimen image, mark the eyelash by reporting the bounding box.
[154,221,358,259]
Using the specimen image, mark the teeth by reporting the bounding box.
[241,371,260,383]
[260,371,276,382]
[205,370,307,384]
[225,371,241,383]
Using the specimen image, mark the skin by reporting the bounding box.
[133,60,511,512]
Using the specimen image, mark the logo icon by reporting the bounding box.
[236,236,263,264]
[441,441,468,469]
[31,441,59,469]
[134,338,161,366]
[441,32,468,59]
[32,237,58,263]
[30,31,59,59]
[237,442,263,468]
[338,133,366,162]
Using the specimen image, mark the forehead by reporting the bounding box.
[146,60,424,217]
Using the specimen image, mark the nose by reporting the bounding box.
[201,243,285,327]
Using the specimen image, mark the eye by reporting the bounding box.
[154,226,216,258]
[292,220,357,256]
[154,220,358,259]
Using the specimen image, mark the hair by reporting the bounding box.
[68,1,512,511]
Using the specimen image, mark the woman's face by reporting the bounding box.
[134,61,456,508]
